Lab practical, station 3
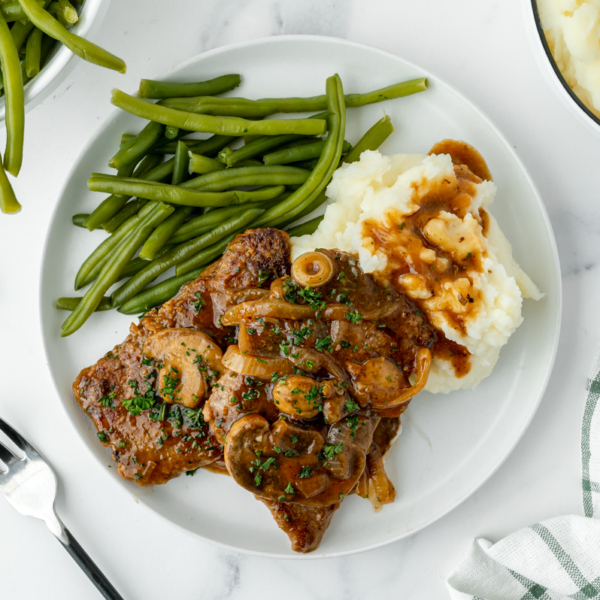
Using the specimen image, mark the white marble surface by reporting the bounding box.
[0,0,597,598]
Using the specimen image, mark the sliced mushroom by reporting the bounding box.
[352,357,409,409]
[144,328,224,408]
[224,415,367,506]
[203,370,279,440]
[273,375,323,419]
[350,349,432,411]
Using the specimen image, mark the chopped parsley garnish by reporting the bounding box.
[192,293,204,313]
[347,415,360,438]
[258,269,271,286]
[345,310,363,324]
[99,391,116,408]
[283,278,299,303]
[297,466,313,479]
[322,443,344,459]
[246,327,257,335]
[298,286,326,312]
[284,482,295,495]
[345,399,360,413]
[315,335,332,353]
[122,390,156,416]
[97,431,108,443]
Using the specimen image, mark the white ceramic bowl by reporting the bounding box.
[523,0,600,136]
[0,0,112,120]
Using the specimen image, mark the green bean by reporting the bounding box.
[101,198,147,233]
[89,174,286,208]
[139,74,241,100]
[217,113,327,168]
[188,152,225,175]
[111,89,327,137]
[1,0,32,23]
[182,165,309,192]
[97,156,172,232]
[133,153,164,178]
[168,197,282,245]
[84,153,139,231]
[121,133,237,157]
[343,114,394,164]
[138,155,175,182]
[109,120,165,170]
[9,0,50,52]
[0,153,20,213]
[62,203,174,336]
[169,212,227,244]
[11,20,35,50]
[75,203,157,290]
[117,256,149,281]
[171,140,189,185]
[165,125,179,140]
[263,139,350,166]
[84,153,162,231]
[0,13,24,177]
[175,233,237,276]
[162,78,427,118]
[139,141,191,261]
[56,296,112,311]
[56,0,77,22]
[110,208,262,307]
[285,216,324,237]
[24,26,42,78]
[253,74,345,229]
[17,0,126,72]
[279,114,394,230]
[71,213,89,227]
[218,134,304,168]
[49,0,76,27]
[118,268,205,315]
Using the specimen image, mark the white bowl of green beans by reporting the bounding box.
[0,0,112,121]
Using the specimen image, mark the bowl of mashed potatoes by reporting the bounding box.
[525,0,600,134]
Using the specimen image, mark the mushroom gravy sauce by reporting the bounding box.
[363,140,493,379]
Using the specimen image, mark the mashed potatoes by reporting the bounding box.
[291,150,542,393]
[538,0,600,118]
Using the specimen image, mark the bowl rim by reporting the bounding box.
[530,0,600,128]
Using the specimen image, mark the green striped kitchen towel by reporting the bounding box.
[447,350,600,600]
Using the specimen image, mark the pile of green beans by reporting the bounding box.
[59,73,427,334]
[0,0,127,214]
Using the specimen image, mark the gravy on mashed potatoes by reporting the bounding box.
[291,141,542,394]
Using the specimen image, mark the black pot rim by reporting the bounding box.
[531,0,600,127]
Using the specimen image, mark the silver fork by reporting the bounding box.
[0,417,124,600]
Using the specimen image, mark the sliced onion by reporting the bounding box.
[386,348,432,408]
[291,252,335,288]
[221,299,315,326]
[323,303,401,321]
[211,288,268,328]
[221,345,294,380]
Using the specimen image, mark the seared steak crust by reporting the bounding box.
[73,229,291,486]
[73,226,432,552]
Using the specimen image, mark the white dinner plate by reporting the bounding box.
[40,35,561,558]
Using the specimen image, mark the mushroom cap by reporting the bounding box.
[144,328,224,408]
[224,414,370,506]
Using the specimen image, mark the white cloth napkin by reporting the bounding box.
[447,350,600,600]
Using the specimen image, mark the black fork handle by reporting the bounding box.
[57,527,124,600]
